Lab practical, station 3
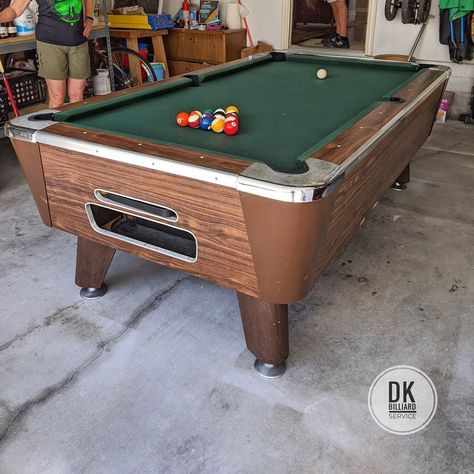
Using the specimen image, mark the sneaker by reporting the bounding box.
[329,36,350,48]
[321,34,337,46]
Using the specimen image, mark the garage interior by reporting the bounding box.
[1,0,474,470]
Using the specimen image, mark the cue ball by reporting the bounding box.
[316,68,327,80]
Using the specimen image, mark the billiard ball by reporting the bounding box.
[176,111,189,127]
[211,117,225,133]
[224,119,238,136]
[214,108,226,119]
[200,115,213,130]
[316,68,327,80]
[225,112,238,121]
[226,105,239,116]
[188,110,202,128]
[203,108,213,115]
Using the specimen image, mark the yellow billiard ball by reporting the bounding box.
[316,68,328,80]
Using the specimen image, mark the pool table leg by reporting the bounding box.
[75,237,116,300]
[237,292,288,378]
[391,164,410,191]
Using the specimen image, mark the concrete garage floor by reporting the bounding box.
[0,121,473,473]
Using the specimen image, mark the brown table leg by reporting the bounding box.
[75,237,116,299]
[237,292,289,378]
[391,164,410,191]
[125,38,143,86]
[151,36,169,79]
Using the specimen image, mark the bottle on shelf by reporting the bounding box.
[0,0,8,39]
[0,23,8,39]
[7,21,17,37]
[181,0,190,29]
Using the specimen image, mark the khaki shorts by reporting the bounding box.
[37,40,91,80]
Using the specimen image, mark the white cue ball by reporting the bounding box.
[316,68,328,80]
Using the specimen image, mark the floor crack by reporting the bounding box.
[0,303,81,353]
[0,275,189,445]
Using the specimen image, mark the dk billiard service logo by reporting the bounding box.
[368,366,437,435]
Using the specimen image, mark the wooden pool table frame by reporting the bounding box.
[6,53,450,377]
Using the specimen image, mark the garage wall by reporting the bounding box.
[371,0,474,116]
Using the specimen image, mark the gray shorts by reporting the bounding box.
[37,40,91,80]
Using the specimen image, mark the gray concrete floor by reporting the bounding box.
[0,121,473,474]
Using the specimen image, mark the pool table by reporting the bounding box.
[6,53,449,377]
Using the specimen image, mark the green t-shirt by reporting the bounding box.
[35,0,86,46]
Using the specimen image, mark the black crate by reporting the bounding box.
[2,73,47,110]
[0,89,9,126]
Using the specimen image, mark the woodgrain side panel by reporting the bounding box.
[10,139,52,226]
[310,81,445,281]
[39,144,260,296]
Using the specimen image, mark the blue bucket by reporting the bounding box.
[149,62,165,81]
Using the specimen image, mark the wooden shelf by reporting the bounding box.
[0,25,109,55]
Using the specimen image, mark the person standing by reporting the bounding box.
[0,0,94,107]
[322,0,350,49]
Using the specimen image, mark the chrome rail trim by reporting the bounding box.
[94,189,179,223]
[35,130,239,189]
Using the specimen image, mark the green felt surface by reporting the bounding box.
[55,54,422,173]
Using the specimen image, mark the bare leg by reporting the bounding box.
[46,79,66,108]
[334,0,348,37]
[67,78,86,103]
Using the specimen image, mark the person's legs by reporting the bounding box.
[67,78,87,103]
[46,79,67,108]
[334,0,348,37]
[323,0,349,48]
[67,42,90,103]
[36,40,68,107]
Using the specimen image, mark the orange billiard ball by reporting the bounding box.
[176,111,189,127]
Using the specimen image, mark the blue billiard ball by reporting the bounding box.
[200,114,213,130]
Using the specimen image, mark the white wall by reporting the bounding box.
[371,0,474,114]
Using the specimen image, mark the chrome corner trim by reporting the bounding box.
[340,70,450,176]
[237,158,344,203]
[237,176,318,202]
[84,203,198,263]
[428,65,452,76]
[5,109,58,142]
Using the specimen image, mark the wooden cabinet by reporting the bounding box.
[164,29,246,77]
